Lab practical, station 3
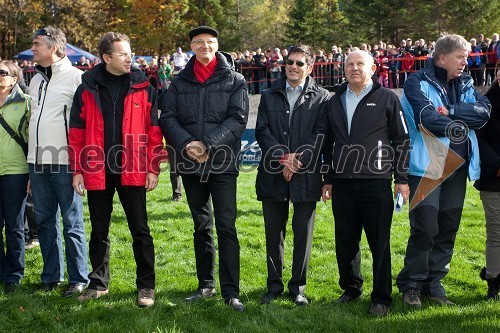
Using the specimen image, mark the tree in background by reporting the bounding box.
[286,0,345,50]
[1,0,499,59]
[339,0,500,47]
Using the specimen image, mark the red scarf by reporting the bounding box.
[194,57,217,83]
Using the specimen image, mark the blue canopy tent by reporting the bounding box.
[15,43,97,63]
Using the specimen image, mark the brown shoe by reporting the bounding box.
[137,288,155,308]
[428,296,455,306]
[368,303,389,316]
[402,288,421,308]
[77,288,109,302]
[336,292,361,303]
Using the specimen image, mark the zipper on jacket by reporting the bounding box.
[35,80,49,164]
[37,80,45,106]
[377,140,382,170]
[112,86,123,147]
[63,104,69,146]
[400,111,408,134]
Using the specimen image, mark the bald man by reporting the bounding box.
[322,50,410,316]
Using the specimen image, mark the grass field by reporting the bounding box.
[1,168,499,333]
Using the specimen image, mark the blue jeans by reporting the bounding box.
[29,164,89,284]
[0,174,28,284]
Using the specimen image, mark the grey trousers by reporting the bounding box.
[480,191,500,278]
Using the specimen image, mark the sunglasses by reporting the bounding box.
[0,70,13,77]
[286,59,306,67]
[35,28,51,36]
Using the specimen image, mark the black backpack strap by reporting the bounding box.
[0,114,28,157]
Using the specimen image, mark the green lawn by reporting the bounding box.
[1,168,499,333]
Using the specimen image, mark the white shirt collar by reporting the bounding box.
[347,80,373,97]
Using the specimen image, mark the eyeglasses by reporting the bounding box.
[191,39,218,46]
[0,70,13,77]
[286,59,306,67]
[110,52,135,59]
[35,28,51,36]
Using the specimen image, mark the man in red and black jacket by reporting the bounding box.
[68,32,163,308]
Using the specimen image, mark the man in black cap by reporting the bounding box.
[160,26,249,311]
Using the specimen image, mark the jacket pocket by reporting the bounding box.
[306,171,322,198]
[256,167,279,199]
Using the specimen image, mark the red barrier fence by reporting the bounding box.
[20,53,499,91]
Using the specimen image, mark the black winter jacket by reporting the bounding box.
[323,78,410,184]
[255,76,330,202]
[474,82,500,191]
[159,52,249,175]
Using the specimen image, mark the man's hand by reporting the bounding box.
[145,173,159,192]
[394,183,410,204]
[27,179,31,194]
[322,184,332,202]
[283,168,294,182]
[186,141,208,163]
[437,105,450,116]
[280,152,303,172]
[73,174,86,196]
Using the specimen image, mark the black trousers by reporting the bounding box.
[331,179,394,306]
[396,167,467,297]
[87,174,155,290]
[182,173,240,299]
[262,201,316,295]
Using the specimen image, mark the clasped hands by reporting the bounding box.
[186,140,209,163]
[280,152,302,182]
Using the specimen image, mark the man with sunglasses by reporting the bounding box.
[160,26,248,311]
[69,32,163,307]
[255,45,330,306]
[321,50,410,316]
[27,27,89,297]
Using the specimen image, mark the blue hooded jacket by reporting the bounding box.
[401,59,490,180]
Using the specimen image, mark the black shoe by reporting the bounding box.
[290,293,309,306]
[185,287,216,303]
[368,303,389,316]
[5,282,18,294]
[225,297,245,311]
[336,291,361,304]
[261,291,282,304]
[480,267,500,300]
[171,195,182,202]
[39,282,61,292]
[64,283,87,297]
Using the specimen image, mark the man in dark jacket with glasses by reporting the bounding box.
[256,44,330,306]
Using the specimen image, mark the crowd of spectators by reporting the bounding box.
[5,32,500,93]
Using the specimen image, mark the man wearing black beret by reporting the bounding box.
[160,26,249,311]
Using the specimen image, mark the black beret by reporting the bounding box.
[188,26,219,40]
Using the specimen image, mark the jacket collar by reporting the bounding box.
[270,75,319,95]
[178,52,233,84]
[335,76,380,96]
[2,84,28,108]
[423,60,473,93]
[34,56,74,81]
